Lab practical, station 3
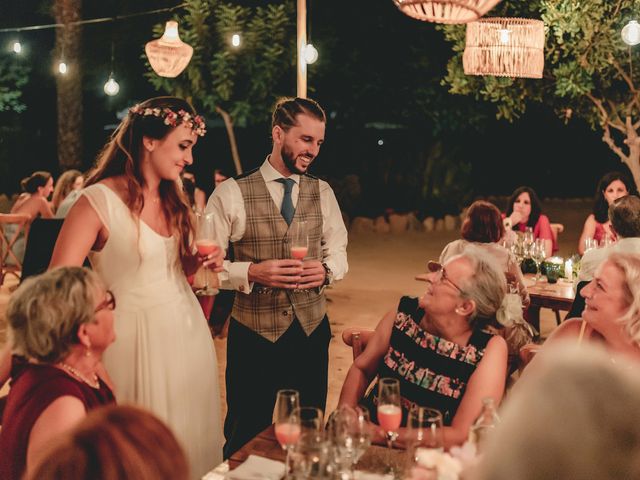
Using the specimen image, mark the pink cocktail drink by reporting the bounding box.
[290,246,308,260]
[378,404,402,432]
[275,423,301,447]
[196,239,218,256]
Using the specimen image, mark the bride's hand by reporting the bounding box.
[199,245,225,273]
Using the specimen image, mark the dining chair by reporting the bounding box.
[550,223,564,244]
[0,213,31,286]
[342,328,374,360]
[20,218,64,283]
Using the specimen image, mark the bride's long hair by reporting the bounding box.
[86,96,197,265]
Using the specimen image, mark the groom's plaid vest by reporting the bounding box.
[231,169,326,342]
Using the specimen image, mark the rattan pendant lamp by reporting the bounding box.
[393,0,502,24]
[463,17,545,78]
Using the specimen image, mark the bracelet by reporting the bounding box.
[322,263,333,286]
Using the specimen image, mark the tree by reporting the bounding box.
[54,0,83,170]
[146,0,294,174]
[0,55,29,113]
[441,0,640,188]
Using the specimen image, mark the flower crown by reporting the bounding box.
[129,104,207,137]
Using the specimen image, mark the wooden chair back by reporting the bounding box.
[0,213,31,285]
[342,327,374,360]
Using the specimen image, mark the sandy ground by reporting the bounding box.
[0,199,591,419]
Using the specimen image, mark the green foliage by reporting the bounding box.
[0,55,30,113]
[145,0,294,125]
[441,0,640,127]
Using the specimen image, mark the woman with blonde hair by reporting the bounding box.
[540,251,640,361]
[0,267,116,480]
[28,405,189,480]
[52,169,84,217]
[49,96,223,476]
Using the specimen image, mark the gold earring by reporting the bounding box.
[85,341,92,357]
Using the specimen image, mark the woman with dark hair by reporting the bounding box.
[11,171,55,219]
[578,171,635,255]
[5,171,55,263]
[49,97,223,476]
[440,200,529,306]
[503,186,555,258]
[28,405,189,480]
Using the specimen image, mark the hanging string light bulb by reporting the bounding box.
[304,43,318,64]
[103,41,120,96]
[58,60,68,74]
[231,33,241,47]
[622,20,640,46]
[104,74,120,96]
[12,40,22,54]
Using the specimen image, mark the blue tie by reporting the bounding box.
[276,178,296,225]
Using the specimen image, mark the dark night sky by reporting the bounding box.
[0,0,630,204]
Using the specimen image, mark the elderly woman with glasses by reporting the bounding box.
[0,267,116,480]
[338,246,511,449]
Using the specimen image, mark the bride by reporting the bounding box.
[50,96,223,477]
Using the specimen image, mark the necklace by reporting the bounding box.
[59,362,100,389]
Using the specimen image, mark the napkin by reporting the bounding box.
[354,472,394,480]
[224,455,285,480]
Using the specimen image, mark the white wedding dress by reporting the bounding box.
[82,184,223,477]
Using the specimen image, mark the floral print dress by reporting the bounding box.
[364,296,493,426]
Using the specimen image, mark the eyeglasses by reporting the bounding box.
[95,290,116,313]
[431,264,465,295]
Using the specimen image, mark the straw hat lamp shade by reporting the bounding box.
[393,0,502,24]
[145,21,193,78]
[463,17,545,78]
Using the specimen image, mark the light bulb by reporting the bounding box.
[498,29,511,44]
[622,20,640,46]
[304,43,318,64]
[377,139,384,146]
[12,41,22,54]
[231,33,241,47]
[58,61,68,74]
[161,21,180,42]
[104,75,120,96]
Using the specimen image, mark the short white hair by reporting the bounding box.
[453,245,507,327]
[475,342,640,480]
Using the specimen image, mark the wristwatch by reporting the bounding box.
[503,217,512,229]
[322,263,333,286]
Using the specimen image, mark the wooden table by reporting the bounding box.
[525,275,575,332]
[228,425,405,473]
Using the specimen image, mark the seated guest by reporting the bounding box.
[440,200,529,306]
[578,171,635,254]
[5,171,55,263]
[28,405,189,480]
[0,267,116,480]
[541,252,640,362]
[52,169,84,219]
[338,247,510,448]
[566,195,640,318]
[503,186,555,257]
[477,343,640,480]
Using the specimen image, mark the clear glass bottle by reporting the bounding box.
[468,398,500,453]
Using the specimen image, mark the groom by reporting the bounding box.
[207,97,348,457]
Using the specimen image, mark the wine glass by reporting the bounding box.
[523,227,534,249]
[274,390,301,478]
[195,211,219,296]
[327,405,358,479]
[377,378,402,473]
[532,239,547,282]
[352,406,372,466]
[290,220,309,261]
[584,237,598,253]
[406,407,444,478]
[295,406,323,436]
